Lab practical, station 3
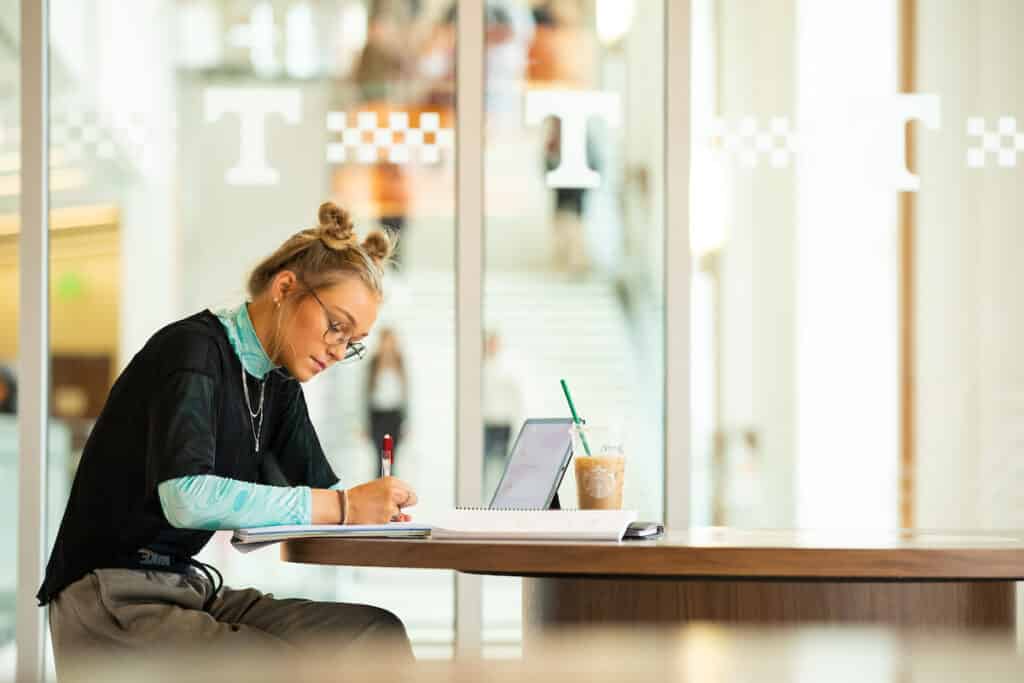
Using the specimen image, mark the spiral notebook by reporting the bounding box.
[231,522,430,552]
[430,509,638,541]
[231,509,637,550]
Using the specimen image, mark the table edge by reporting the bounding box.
[279,538,1024,580]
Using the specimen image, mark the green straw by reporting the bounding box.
[559,378,592,456]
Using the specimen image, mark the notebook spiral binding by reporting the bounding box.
[456,492,565,512]
[456,507,560,512]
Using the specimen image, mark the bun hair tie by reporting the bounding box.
[317,201,355,249]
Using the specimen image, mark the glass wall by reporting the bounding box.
[20,0,1023,669]
[0,2,17,675]
[690,0,904,528]
[481,0,665,654]
[912,0,1024,532]
[688,0,1024,533]
[45,0,457,660]
[688,0,807,529]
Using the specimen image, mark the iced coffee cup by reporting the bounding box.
[570,424,626,510]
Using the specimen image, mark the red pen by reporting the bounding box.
[381,433,393,478]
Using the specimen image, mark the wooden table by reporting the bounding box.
[282,528,1024,634]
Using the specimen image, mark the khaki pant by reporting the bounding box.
[49,568,413,681]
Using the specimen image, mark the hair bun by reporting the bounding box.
[317,201,355,249]
[362,229,395,264]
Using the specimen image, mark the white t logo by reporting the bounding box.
[204,88,302,186]
[524,90,620,188]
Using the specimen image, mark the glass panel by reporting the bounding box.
[690,0,897,529]
[482,0,665,654]
[913,0,1024,533]
[0,1,18,674]
[689,0,1024,533]
[46,0,456,662]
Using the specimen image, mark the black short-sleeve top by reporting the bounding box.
[37,310,339,605]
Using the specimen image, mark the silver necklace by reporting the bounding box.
[241,364,267,455]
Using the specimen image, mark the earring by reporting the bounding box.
[274,299,280,307]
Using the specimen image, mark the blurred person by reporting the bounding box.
[527,0,593,87]
[0,365,15,414]
[543,114,600,275]
[353,0,422,103]
[482,331,524,498]
[420,0,534,117]
[351,0,423,264]
[38,202,417,676]
[483,0,535,117]
[365,327,408,470]
[528,1,600,275]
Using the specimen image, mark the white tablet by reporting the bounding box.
[488,418,574,510]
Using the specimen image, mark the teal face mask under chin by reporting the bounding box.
[213,303,278,379]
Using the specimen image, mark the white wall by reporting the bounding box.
[795,0,899,529]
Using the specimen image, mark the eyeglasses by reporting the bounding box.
[304,285,367,364]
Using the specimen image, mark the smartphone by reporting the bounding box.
[623,521,664,540]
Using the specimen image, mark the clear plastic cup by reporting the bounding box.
[570,423,626,510]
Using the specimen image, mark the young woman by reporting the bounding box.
[37,202,418,672]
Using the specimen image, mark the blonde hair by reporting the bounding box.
[248,201,395,363]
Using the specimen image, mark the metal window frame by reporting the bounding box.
[17,1,50,681]
[454,0,485,659]
[666,0,693,531]
[15,0,692,667]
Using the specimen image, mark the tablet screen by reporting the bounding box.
[489,419,573,509]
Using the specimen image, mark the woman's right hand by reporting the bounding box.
[344,477,418,524]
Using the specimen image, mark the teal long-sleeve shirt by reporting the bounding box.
[158,475,345,530]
